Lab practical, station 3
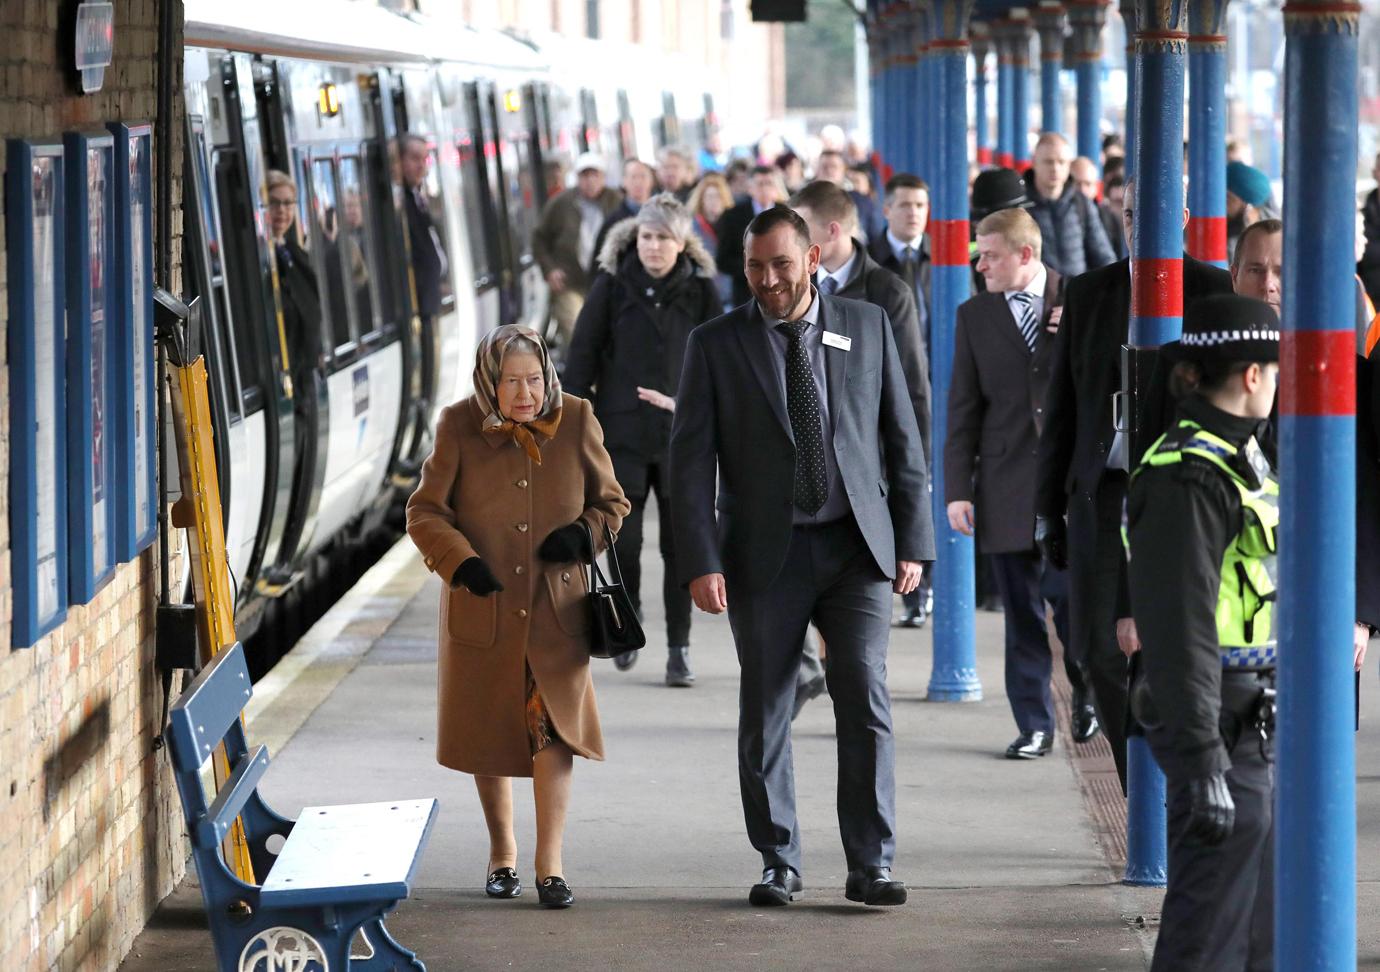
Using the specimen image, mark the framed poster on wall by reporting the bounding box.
[7,140,68,647]
[108,122,157,560]
[65,131,117,604]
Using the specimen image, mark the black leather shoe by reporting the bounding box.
[845,866,908,906]
[1006,731,1053,759]
[484,867,521,898]
[1070,688,1101,743]
[537,876,574,908]
[791,675,827,720]
[748,866,803,906]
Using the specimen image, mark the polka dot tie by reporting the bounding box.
[777,322,829,514]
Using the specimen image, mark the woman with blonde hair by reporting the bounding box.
[688,173,734,308]
[407,324,629,908]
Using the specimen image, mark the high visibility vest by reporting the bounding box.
[1132,419,1280,670]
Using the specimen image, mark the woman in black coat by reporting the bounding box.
[563,194,723,687]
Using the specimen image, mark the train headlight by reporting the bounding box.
[318,82,341,118]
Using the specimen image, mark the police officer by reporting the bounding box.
[1126,294,1280,971]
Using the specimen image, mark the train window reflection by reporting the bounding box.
[503,134,537,262]
[337,156,380,338]
[308,157,357,354]
[455,132,494,283]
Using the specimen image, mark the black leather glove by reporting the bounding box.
[1185,772,1236,846]
[1034,515,1069,571]
[453,557,504,596]
[538,522,590,563]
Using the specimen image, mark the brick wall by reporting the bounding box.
[0,2,186,970]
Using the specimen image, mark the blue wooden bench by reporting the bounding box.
[167,642,438,972]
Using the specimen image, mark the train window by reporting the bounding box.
[210,148,266,402]
[501,134,538,263]
[400,134,455,315]
[455,130,495,282]
[337,156,382,339]
[307,157,358,355]
[186,127,243,423]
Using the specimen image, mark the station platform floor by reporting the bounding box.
[120,511,1380,971]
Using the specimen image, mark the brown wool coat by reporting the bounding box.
[406,393,630,778]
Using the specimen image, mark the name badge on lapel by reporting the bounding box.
[822,332,852,351]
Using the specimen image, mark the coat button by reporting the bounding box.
[517,479,528,488]
[561,572,571,582]
[514,565,525,575]
[517,609,528,618]
[517,523,529,532]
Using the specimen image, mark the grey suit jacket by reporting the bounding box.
[669,295,936,594]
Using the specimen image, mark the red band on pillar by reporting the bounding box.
[1280,330,1357,417]
[930,220,971,267]
[996,151,1014,168]
[1186,217,1228,264]
[977,146,993,165]
[1130,258,1185,318]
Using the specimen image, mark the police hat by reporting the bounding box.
[971,168,1031,219]
[1160,294,1280,364]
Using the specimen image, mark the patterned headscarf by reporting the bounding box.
[472,324,563,463]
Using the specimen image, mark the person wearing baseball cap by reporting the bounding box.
[532,151,621,351]
[1125,292,1280,971]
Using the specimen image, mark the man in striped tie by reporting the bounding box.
[943,208,1096,759]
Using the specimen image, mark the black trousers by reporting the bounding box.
[1148,673,1275,972]
[728,515,896,874]
[614,460,691,647]
[1067,470,1130,788]
[989,550,1080,735]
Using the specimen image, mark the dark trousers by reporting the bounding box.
[989,550,1078,735]
[1067,470,1130,788]
[727,515,896,874]
[1148,675,1274,972]
[614,461,691,647]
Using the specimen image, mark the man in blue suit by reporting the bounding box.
[670,206,936,909]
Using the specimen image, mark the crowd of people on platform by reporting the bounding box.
[403,118,1380,969]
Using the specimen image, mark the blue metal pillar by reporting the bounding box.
[1033,2,1067,136]
[1009,13,1032,169]
[867,10,884,175]
[1123,0,1186,891]
[1120,0,1137,177]
[1278,1,1359,965]
[995,23,1014,168]
[971,22,993,165]
[914,5,930,180]
[1065,0,1107,172]
[926,0,980,703]
[1186,2,1229,268]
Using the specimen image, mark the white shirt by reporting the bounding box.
[886,228,923,266]
[817,248,858,294]
[1002,264,1047,325]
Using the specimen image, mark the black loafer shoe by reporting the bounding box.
[537,876,574,908]
[748,866,803,906]
[845,866,908,906]
[1005,730,1053,759]
[1070,688,1101,744]
[485,867,521,899]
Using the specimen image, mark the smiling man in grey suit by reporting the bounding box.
[670,206,935,908]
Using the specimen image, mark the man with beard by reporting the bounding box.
[670,205,935,909]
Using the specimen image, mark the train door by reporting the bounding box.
[616,89,637,162]
[196,52,297,597]
[252,59,330,575]
[474,82,521,324]
[579,88,599,155]
[364,69,428,480]
[456,81,503,339]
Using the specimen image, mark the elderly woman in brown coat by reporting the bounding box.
[406,324,629,909]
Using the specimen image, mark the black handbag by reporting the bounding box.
[580,522,646,659]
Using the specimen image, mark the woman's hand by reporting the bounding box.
[538,523,590,563]
[1356,622,1372,672]
[454,557,504,596]
[637,387,676,412]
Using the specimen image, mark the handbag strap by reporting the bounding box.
[578,519,621,589]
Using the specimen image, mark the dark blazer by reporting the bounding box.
[945,268,1064,553]
[403,186,445,318]
[868,232,932,344]
[669,296,936,593]
[830,239,933,463]
[1035,255,1234,518]
[714,200,757,307]
[1359,347,1380,629]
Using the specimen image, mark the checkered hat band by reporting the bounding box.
[1221,644,1277,669]
[1180,329,1281,348]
